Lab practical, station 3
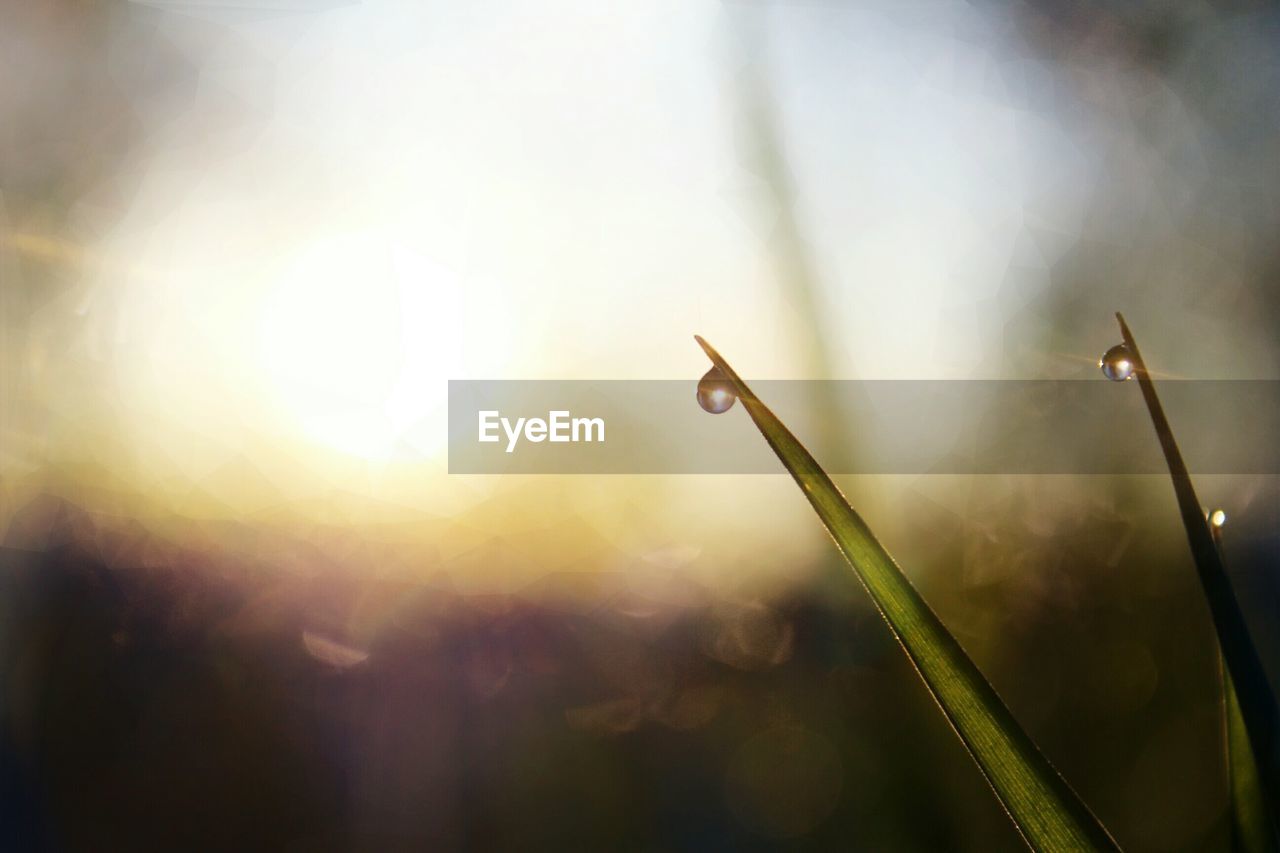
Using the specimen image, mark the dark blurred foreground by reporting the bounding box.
[4,493,1278,852]
[0,496,977,852]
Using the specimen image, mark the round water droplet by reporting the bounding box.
[1099,343,1135,381]
[1209,508,1227,528]
[696,366,737,414]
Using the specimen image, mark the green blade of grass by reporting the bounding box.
[1212,521,1276,852]
[695,335,1121,852]
[1225,658,1275,852]
[1114,313,1280,835]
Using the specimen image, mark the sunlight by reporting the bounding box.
[255,232,464,461]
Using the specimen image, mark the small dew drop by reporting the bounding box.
[697,366,737,414]
[1099,343,1135,381]
[1209,509,1227,528]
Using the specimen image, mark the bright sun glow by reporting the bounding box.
[255,232,463,461]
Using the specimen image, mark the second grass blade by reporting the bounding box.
[1225,658,1274,852]
[695,335,1120,852]
[1113,313,1280,837]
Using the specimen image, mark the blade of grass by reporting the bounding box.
[1212,523,1277,852]
[732,56,835,383]
[695,334,1121,852]
[1225,659,1275,852]
[728,45,859,475]
[1114,313,1280,833]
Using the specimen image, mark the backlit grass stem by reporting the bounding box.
[695,334,1120,852]
[1114,312,1280,838]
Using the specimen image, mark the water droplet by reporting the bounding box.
[697,366,737,414]
[1209,508,1227,528]
[1099,343,1135,381]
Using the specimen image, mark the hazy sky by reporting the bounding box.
[3,0,1276,582]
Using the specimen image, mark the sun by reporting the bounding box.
[255,232,462,461]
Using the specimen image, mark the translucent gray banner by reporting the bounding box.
[447,380,1280,474]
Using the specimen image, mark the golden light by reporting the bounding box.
[254,231,465,461]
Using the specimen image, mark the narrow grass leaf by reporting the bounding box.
[1225,658,1275,852]
[1114,313,1280,835]
[695,335,1120,852]
[1212,522,1276,852]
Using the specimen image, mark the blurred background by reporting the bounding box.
[2,0,1279,849]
